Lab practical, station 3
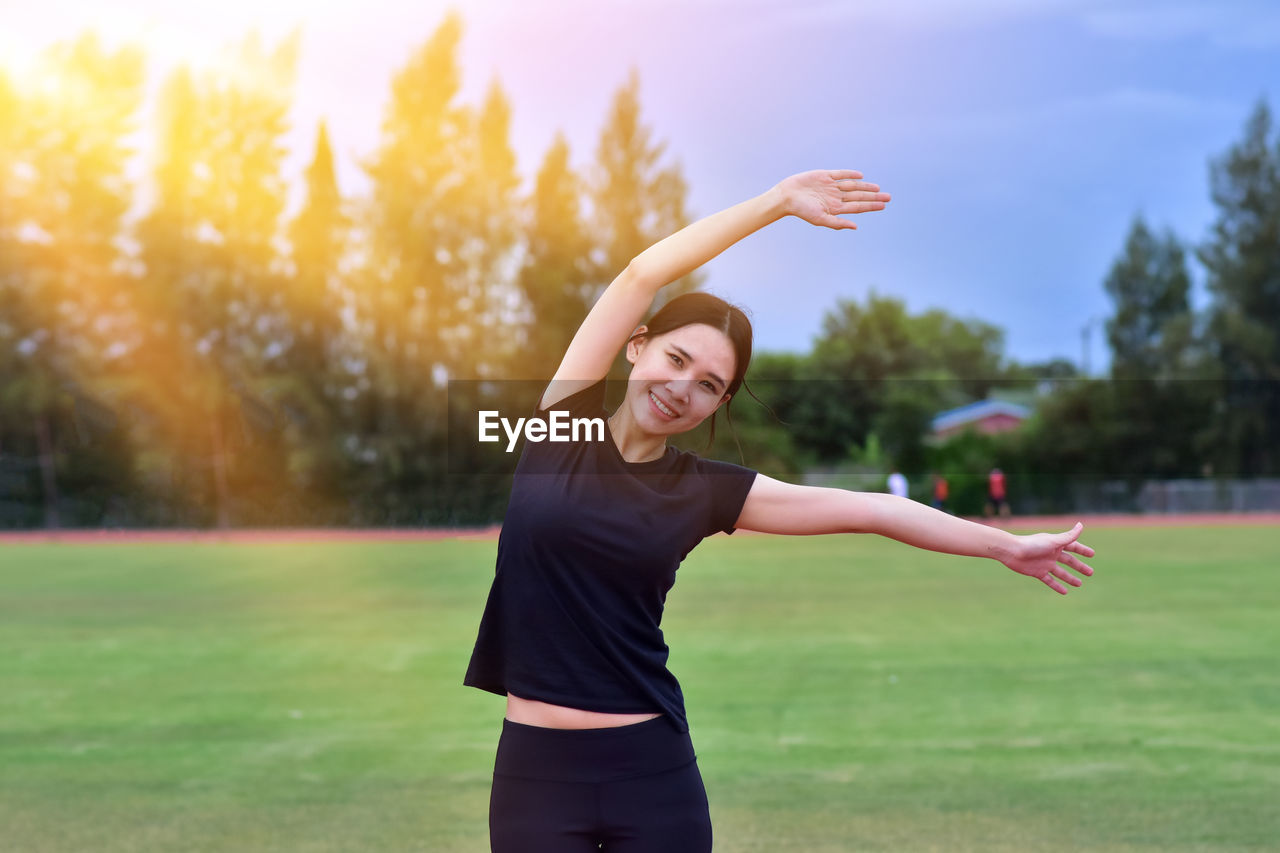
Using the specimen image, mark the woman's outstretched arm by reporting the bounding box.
[734,474,1096,595]
[540,170,890,408]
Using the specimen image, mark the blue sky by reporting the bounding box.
[5,0,1278,371]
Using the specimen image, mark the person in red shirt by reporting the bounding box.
[987,467,1010,517]
[931,472,949,513]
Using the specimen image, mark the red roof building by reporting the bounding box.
[930,400,1031,441]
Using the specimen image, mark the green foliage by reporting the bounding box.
[1198,99,1280,475]
[516,133,594,381]
[591,69,702,316]
[925,428,1000,516]
[1104,216,1193,380]
[775,293,1006,466]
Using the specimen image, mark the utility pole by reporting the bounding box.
[1080,316,1104,377]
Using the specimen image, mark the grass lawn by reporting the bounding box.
[2,525,1278,851]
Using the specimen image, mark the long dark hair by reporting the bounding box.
[626,292,764,455]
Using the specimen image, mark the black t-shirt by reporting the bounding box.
[463,378,758,732]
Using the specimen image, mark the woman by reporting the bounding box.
[464,169,1096,852]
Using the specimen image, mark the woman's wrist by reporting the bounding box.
[764,182,793,219]
[986,529,1025,566]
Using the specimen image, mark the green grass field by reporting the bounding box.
[2,526,1278,851]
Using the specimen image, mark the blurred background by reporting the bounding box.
[1,0,1278,528]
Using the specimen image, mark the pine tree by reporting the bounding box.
[590,70,701,315]
[1099,216,1206,479]
[134,34,299,526]
[360,11,507,522]
[0,67,28,507]
[1104,215,1193,380]
[13,34,145,527]
[361,12,469,423]
[1198,99,1280,475]
[283,120,350,495]
[133,67,216,523]
[453,78,521,378]
[516,132,593,381]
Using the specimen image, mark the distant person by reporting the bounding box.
[931,472,949,512]
[887,469,909,499]
[987,467,1010,517]
[465,169,1094,852]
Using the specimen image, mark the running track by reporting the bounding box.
[0,513,1275,544]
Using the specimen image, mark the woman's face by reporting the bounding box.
[623,323,736,435]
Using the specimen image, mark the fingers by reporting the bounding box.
[1042,574,1068,595]
[1052,522,1084,548]
[1067,540,1096,558]
[840,193,892,207]
[840,200,889,214]
[828,169,864,180]
[1040,552,1094,596]
[1060,552,1094,577]
[1049,564,1085,587]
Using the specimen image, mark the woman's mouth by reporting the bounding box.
[648,390,678,419]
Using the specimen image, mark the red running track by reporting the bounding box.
[0,514,1274,544]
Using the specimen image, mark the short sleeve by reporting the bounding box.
[696,458,758,537]
[535,378,607,420]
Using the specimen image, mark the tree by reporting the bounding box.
[361,10,470,425]
[280,120,352,500]
[134,34,299,526]
[10,34,145,527]
[1104,215,1193,380]
[0,67,34,523]
[1198,99,1280,475]
[359,12,523,523]
[0,66,23,416]
[590,70,701,318]
[803,293,1006,463]
[133,66,216,523]
[452,78,521,378]
[1090,214,1205,481]
[287,121,348,368]
[516,132,594,381]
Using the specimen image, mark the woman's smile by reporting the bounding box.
[648,389,680,419]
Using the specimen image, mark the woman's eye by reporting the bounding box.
[668,353,682,366]
[701,381,715,391]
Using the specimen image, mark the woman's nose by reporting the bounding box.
[666,379,692,401]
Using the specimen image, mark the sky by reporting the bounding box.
[4,0,1278,372]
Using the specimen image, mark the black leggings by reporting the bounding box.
[489,716,713,852]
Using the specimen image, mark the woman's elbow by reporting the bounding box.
[840,490,885,535]
[615,259,659,296]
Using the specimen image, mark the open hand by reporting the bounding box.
[775,169,891,230]
[1001,522,1096,595]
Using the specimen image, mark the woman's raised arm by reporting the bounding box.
[734,474,1096,595]
[540,170,890,409]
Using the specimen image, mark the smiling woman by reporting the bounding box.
[462,167,1097,851]
[607,295,752,461]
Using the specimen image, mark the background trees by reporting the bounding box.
[0,16,1275,527]
[1199,100,1280,477]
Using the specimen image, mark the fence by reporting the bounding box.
[1133,479,1280,514]
[803,466,1280,516]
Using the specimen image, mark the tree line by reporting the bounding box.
[1,15,1276,527]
